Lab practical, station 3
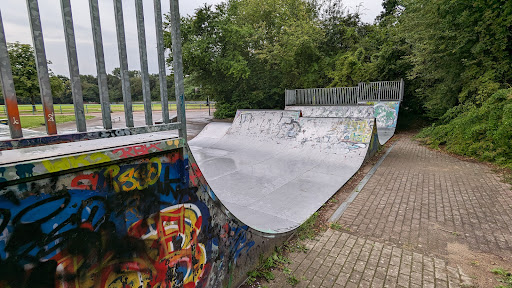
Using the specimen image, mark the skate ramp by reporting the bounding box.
[189,110,379,233]
[0,106,388,287]
[286,101,400,144]
[0,133,286,288]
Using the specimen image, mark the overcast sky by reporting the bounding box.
[0,0,382,77]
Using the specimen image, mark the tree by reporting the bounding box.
[80,75,99,103]
[5,42,64,109]
[399,0,512,118]
[165,0,325,118]
[53,75,73,104]
[7,42,39,108]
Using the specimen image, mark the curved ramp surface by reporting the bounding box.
[189,110,379,233]
[286,101,400,144]
[0,134,283,288]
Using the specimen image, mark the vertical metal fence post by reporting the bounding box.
[135,0,153,126]
[26,0,57,135]
[378,82,381,102]
[357,82,362,104]
[89,0,112,129]
[113,0,134,127]
[154,0,169,124]
[0,10,23,139]
[400,78,404,102]
[170,0,186,140]
[60,0,86,132]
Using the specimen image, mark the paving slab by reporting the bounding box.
[265,134,512,287]
[266,229,472,288]
[337,136,512,258]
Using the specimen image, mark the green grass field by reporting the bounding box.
[19,115,95,129]
[0,102,214,117]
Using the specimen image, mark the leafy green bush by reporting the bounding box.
[417,89,512,169]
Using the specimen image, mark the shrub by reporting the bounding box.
[417,89,512,169]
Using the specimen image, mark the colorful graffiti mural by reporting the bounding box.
[0,124,182,151]
[374,102,400,128]
[0,145,280,287]
[0,139,182,183]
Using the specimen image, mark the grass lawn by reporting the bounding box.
[19,115,95,129]
[1,103,214,116]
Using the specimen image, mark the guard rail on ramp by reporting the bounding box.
[0,133,285,288]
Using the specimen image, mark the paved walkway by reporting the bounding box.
[267,135,512,288]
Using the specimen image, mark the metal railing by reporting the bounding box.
[0,0,186,146]
[357,80,404,102]
[285,79,404,106]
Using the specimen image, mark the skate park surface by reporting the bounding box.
[190,101,400,233]
[0,101,399,287]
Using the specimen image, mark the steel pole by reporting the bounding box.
[154,0,169,124]
[26,0,57,135]
[135,0,153,126]
[113,0,134,127]
[60,0,86,132]
[169,0,186,139]
[0,10,23,138]
[89,0,112,129]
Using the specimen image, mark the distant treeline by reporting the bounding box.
[0,42,204,106]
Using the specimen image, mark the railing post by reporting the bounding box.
[0,10,23,138]
[26,0,57,135]
[135,0,153,126]
[89,0,112,129]
[154,0,169,124]
[60,0,86,132]
[357,82,363,104]
[400,78,405,102]
[113,0,134,127]
[378,82,381,102]
[170,0,187,140]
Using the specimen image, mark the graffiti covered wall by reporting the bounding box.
[0,140,282,287]
[374,102,400,128]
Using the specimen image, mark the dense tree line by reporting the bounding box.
[2,0,511,133]
[0,0,510,166]
[162,0,511,121]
